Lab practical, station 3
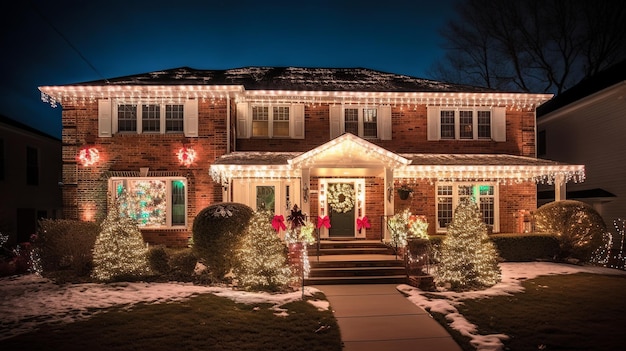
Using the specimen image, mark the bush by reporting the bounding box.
[34,219,100,277]
[168,248,198,282]
[490,233,560,261]
[534,200,607,262]
[192,202,254,282]
[147,246,170,275]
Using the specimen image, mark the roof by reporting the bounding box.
[71,66,496,93]
[0,114,61,141]
[538,188,616,200]
[537,59,626,117]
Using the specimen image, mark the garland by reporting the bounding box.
[327,183,355,213]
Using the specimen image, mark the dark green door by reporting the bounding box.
[328,183,355,237]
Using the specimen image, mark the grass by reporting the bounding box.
[0,292,342,351]
[437,272,626,351]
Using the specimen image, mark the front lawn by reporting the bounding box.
[0,292,342,351]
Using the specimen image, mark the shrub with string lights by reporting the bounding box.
[435,198,501,291]
[91,192,151,282]
[233,210,291,292]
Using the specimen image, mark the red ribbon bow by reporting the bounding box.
[317,215,331,229]
[357,216,371,231]
[271,215,286,232]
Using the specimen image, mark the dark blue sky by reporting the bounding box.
[0,0,456,138]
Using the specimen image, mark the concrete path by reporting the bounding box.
[313,284,462,351]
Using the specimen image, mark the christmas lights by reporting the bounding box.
[77,147,99,167]
[177,147,197,167]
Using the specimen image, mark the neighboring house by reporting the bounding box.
[39,67,584,247]
[537,60,626,230]
[0,114,62,246]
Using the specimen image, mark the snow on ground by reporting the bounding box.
[398,262,626,351]
[1,262,624,347]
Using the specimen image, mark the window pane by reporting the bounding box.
[166,104,184,132]
[345,108,359,135]
[437,185,453,228]
[363,108,377,138]
[440,110,455,139]
[460,111,473,139]
[252,106,269,137]
[478,111,491,139]
[273,106,290,137]
[118,104,137,132]
[480,197,495,225]
[256,186,275,213]
[142,104,161,132]
[171,180,186,225]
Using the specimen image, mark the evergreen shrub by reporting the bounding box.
[490,233,560,261]
[192,202,254,282]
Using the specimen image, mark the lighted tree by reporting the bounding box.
[233,210,291,291]
[92,193,151,282]
[435,198,501,291]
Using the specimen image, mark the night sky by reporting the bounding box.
[0,0,456,138]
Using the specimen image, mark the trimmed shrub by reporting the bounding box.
[534,200,607,262]
[34,219,100,277]
[490,233,560,261]
[147,245,170,275]
[192,202,254,282]
[168,248,198,282]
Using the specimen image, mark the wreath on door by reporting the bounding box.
[327,183,355,213]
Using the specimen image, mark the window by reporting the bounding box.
[341,107,379,138]
[429,107,500,141]
[111,177,187,227]
[116,103,185,134]
[537,130,546,156]
[251,105,290,138]
[256,186,275,213]
[436,183,498,232]
[26,146,39,186]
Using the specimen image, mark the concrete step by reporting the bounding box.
[308,266,406,278]
[305,275,408,285]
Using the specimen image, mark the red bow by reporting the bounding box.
[357,216,371,231]
[272,215,286,232]
[317,215,331,229]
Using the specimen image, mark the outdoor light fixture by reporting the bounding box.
[78,147,100,167]
[177,146,196,167]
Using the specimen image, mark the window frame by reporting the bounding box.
[109,176,188,228]
[435,182,499,233]
[250,104,291,138]
[114,101,185,135]
[438,108,493,141]
[343,106,379,139]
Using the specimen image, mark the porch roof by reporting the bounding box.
[209,151,585,186]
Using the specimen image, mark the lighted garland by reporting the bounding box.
[327,183,355,213]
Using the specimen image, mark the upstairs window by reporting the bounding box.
[236,103,305,139]
[98,99,198,137]
[428,107,504,141]
[252,106,270,137]
[331,106,390,140]
[251,105,290,138]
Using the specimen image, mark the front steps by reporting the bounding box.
[304,240,407,285]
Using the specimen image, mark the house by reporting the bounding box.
[39,67,584,247]
[537,60,626,231]
[0,114,62,246]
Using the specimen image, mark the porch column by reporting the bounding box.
[383,167,394,242]
[301,168,310,216]
[555,173,566,201]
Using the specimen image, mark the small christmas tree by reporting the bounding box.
[92,193,151,282]
[233,210,291,291]
[435,198,501,291]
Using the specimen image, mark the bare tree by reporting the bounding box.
[429,0,626,94]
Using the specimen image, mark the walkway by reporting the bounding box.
[313,284,462,351]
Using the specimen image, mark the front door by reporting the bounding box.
[327,183,356,237]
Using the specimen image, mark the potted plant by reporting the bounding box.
[397,185,413,200]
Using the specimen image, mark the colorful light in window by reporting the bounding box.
[177,147,196,167]
[78,147,100,166]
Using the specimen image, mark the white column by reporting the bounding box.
[383,168,394,242]
[301,168,310,216]
[555,173,566,201]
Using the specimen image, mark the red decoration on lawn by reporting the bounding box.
[177,147,196,167]
[271,215,286,232]
[357,216,371,232]
[77,147,100,167]
[317,215,331,229]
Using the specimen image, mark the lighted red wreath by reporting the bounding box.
[177,147,196,167]
[78,147,100,167]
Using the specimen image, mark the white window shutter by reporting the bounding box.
[183,99,198,137]
[329,105,342,139]
[290,104,305,139]
[426,106,439,140]
[98,99,112,137]
[492,107,506,142]
[236,102,250,138]
[378,105,392,140]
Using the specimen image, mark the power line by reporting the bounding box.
[29,1,109,83]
